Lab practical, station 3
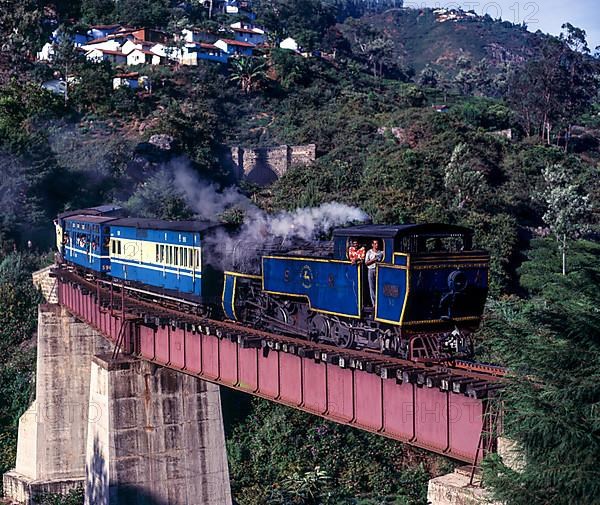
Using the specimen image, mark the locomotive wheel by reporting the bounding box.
[272,303,290,325]
[330,320,354,349]
[308,314,330,342]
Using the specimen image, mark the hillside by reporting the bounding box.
[338,8,541,76]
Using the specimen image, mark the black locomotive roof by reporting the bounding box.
[110,218,222,233]
[333,223,473,239]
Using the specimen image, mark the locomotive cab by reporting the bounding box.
[333,224,489,358]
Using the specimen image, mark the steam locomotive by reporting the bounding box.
[55,205,489,361]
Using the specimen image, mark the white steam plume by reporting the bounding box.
[171,162,369,270]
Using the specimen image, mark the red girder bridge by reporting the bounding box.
[54,268,503,465]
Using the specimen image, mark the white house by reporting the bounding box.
[279,37,299,52]
[81,37,124,53]
[150,43,167,58]
[230,21,264,34]
[37,42,55,61]
[121,38,143,55]
[224,0,239,14]
[214,38,255,57]
[127,48,162,66]
[85,48,127,64]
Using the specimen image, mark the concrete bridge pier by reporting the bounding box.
[85,354,232,505]
[4,267,232,504]
[3,304,113,503]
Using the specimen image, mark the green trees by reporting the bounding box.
[116,0,170,28]
[444,143,486,210]
[0,0,45,79]
[540,164,592,275]
[507,29,598,146]
[229,57,267,94]
[255,0,337,50]
[81,0,116,24]
[483,239,600,505]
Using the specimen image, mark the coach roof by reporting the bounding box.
[110,218,222,233]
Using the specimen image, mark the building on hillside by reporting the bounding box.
[181,28,218,44]
[231,26,266,45]
[127,48,162,66]
[37,29,91,61]
[230,21,264,33]
[175,43,228,65]
[197,43,228,63]
[85,48,127,64]
[126,28,169,44]
[81,37,125,53]
[113,72,151,91]
[88,24,121,39]
[279,37,299,52]
[214,38,255,57]
[37,42,55,61]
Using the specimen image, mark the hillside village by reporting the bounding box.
[36,0,309,92]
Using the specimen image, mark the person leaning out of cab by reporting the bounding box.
[347,240,366,264]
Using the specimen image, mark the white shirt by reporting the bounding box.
[365,249,383,270]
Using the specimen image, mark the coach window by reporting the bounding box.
[195,250,200,269]
[180,248,185,267]
[174,247,179,266]
[117,241,122,255]
[155,244,159,262]
[189,249,193,269]
[160,245,165,263]
[112,240,115,254]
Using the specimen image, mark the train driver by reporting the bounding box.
[365,239,384,306]
[348,240,366,264]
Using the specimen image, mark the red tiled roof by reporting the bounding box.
[189,42,219,49]
[218,38,255,48]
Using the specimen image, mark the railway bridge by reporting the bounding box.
[3,267,512,505]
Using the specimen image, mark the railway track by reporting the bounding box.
[53,266,505,400]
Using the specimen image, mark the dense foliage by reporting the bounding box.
[0,0,598,503]
[481,239,600,504]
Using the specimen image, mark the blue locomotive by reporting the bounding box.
[55,206,489,361]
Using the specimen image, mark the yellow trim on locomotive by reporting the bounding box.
[223,271,262,280]
[260,256,363,319]
[373,264,410,326]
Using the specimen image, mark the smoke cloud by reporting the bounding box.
[171,162,369,271]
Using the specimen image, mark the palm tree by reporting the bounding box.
[229,57,267,94]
